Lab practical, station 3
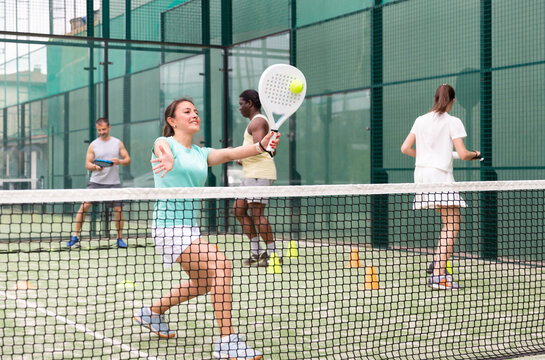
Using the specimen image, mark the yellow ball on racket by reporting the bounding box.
[289,79,304,94]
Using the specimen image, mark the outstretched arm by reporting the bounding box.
[207,132,280,167]
[150,139,174,177]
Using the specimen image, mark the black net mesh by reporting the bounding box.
[0,183,544,359]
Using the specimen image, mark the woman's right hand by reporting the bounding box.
[472,150,482,160]
[260,131,281,151]
[151,144,174,177]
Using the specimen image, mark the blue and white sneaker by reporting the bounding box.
[213,334,262,360]
[116,238,127,248]
[428,275,462,290]
[133,307,176,338]
[66,235,79,248]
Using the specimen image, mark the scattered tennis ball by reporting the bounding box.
[289,79,304,94]
[446,260,453,275]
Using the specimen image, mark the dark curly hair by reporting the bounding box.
[239,89,261,110]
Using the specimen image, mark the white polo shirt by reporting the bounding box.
[410,111,467,172]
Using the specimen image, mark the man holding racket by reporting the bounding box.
[233,89,279,267]
[67,117,131,248]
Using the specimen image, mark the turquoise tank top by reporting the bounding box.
[152,137,212,227]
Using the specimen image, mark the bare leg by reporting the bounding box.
[248,203,274,245]
[433,206,461,276]
[113,206,124,239]
[150,238,234,337]
[233,199,257,240]
[73,202,91,237]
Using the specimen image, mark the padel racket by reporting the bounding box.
[258,64,307,152]
[93,159,114,167]
[452,152,484,162]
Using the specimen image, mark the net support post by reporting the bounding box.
[203,0,217,230]
[371,170,389,249]
[480,0,497,260]
[480,171,497,260]
[370,0,388,249]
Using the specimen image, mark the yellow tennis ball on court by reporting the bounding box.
[289,79,304,94]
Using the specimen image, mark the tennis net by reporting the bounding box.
[0,181,544,359]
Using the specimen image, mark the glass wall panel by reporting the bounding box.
[123,120,159,187]
[383,0,480,83]
[493,64,545,180]
[232,0,289,44]
[45,95,66,189]
[297,11,371,96]
[296,90,371,185]
[160,56,205,141]
[68,87,91,132]
[493,1,545,68]
[68,128,91,189]
[46,44,94,96]
[296,0,372,27]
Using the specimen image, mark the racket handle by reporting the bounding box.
[453,151,484,161]
[266,130,279,153]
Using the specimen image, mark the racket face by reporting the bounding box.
[258,64,307,124]
[93,159,113,167]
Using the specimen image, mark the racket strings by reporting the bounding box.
[264,73,302,108]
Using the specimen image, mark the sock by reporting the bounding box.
[266,242,276,256]
[250,236,262,255]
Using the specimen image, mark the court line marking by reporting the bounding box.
[0,290,160,360]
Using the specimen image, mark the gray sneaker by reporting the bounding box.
[257,252,284,268]
[212,334,262,360]
[133,307,176,338]
[428,275,462,290]
[427,261,452,275]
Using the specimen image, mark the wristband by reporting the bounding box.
[255,142,263,154]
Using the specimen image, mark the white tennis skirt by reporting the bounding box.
[413,167,467,210]
[152,225,201,269]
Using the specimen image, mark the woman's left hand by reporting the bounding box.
[151,144,174,177]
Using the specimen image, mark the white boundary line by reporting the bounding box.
[0,290,160,360]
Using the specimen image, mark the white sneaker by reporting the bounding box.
[212,334,262,359]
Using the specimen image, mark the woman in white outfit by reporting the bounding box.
[401,84,481,290]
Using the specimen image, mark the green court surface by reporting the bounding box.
[0,235,544,359]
